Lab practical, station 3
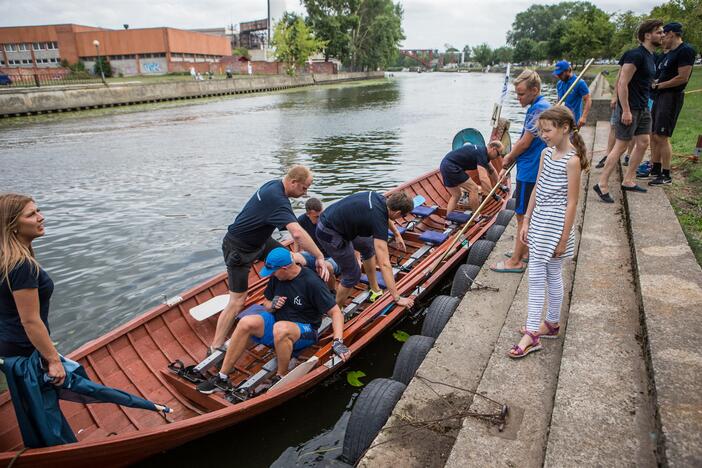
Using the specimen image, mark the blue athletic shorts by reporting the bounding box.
[300,251,341,276]
[251,312,318,351]
[514,180,536,215]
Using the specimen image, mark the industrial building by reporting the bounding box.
[0,24,231,76]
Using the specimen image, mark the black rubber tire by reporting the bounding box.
[506,198,516,211]
[466,239,496,268]
[495,209,515,226]
[421,295,460,338]
[485,224,506,243]
[391,335,436,385]
[342,378,406,464]
[451,263,481,297]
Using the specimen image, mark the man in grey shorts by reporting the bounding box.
[594,19,663,203]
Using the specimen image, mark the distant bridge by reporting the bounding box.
[399,49,438,68]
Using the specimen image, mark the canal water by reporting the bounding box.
[0,71,555,466]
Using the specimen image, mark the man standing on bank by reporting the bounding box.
[594,19,664,202]
[209,165,329,355]
[316,191,415,310]
[648,22,696,186]
[491,70,550,273]
[553,60,592,128]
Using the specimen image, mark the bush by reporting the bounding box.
[93,57,113,78]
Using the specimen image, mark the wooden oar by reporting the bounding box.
[425,58,596,277]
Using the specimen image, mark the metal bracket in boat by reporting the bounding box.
[167,360,206,383]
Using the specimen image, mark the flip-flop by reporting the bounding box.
[504,251,529,263]
[490,260,526,273]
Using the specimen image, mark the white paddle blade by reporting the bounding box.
[270,355,319,390]
[190,294,230,321]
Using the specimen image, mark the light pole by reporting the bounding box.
[92,39,107,86]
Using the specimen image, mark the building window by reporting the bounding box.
[18,43,28,51]
[33,43,41,50]
[4,44,14,52]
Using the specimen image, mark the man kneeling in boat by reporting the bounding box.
[439,141,504,214]
[316,191,415,310]
[198,248,350,393]
[210,165,329,357]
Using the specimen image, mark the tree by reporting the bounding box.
[351,0,405,71]
[492,46,514,64]
[232,47,251,59]
[303,0,356,62]
[272,13,326,75]
[651,0,702,54]
[560,4,614,65]
[608,11,644,58]
[513,38,539,64]
[471,43,493,67]
[462,44,471,60]
[93,57,113,78]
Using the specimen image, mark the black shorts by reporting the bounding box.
[652,91,685,137]
[513,180,535,215]
[440,159,469,187]
[614,106,652,141]
[222,234,283,293]
[0,341,35,357]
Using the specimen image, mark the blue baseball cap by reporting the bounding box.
[553,60,571,76]
[260,247,293,276]
[663,22,683,34]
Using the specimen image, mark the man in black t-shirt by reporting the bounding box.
[316,191,415,310]
[648,22,697,186]
[197,248,349,394]
[209,165,329,355]
[294,197,340,291]
[595,19,664,203]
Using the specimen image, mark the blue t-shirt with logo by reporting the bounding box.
[517,95,550,183]
[320,191,389,241]
[0,260,54,347]
[263,267,336,329]
[227,180,298,250]
[557,75,589,122]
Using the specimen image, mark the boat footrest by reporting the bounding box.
[420,230,449,245]
[359,271,387,289]
[412,205,438,217]
[447,211,472,224]
[387,226,407,239]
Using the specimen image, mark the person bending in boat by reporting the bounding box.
[315,191,415,310]
[439,141,504,214]
[293,197,340,293]
[0,194,65,385]
[197,248,349,393]
[210,165,329,357]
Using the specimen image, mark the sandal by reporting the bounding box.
[519,320,560,339]
[508,331,543,359]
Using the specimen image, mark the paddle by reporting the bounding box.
[425,58,595,277]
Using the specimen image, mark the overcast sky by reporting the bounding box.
[1,0,661,49]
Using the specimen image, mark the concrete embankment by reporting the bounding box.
[361,119,701,466]
[0,71,384,117]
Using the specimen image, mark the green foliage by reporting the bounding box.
[513,38,538,64]
[346,370,367,387]
[472,43,493,67]
[272,12,326,76]
[492,46,514,64]
[392,330,410,342]
[351,0,405,71]
[93,57,113,78]
[560,4,615,64]
[232,47,251,59]
[303,0,357,62]
[608,11,645,57]
[462,44,471,59]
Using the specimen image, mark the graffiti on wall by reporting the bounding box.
[142,62,162,73]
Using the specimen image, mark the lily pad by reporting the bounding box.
[392,330,410,343]
[346,370,367,387]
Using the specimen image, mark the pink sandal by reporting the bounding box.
[519,320,560,339]
[508,331,543,359]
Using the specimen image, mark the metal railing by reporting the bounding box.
[0,72,103,88]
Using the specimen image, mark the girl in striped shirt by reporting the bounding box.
[509,106,590,358]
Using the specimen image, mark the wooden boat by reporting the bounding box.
[0,162,511,467]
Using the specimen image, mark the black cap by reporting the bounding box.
[663,22,683,34]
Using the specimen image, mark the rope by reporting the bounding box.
[7,448,28,468]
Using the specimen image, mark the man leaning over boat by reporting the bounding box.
[210,165,329,357]
[197,248,349,394]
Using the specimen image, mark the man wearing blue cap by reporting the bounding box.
[648,22,696,186]
[198,247,349,393]
[553,60,591,128]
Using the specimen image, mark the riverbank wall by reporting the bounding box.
[0,71,384,117]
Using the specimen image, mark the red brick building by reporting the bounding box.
[0,24,231,76]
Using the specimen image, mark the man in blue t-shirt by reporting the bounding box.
[553,60,591,128]
[197,248,350,393]
[209,165,328,356]
[316,191,415,310]
[648,22,697,186]
[595,19,664,203]
[491,69,550,273]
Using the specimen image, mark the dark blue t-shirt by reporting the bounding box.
[517,95,550,183]
[227,180,298,250]
[263,267,336,329]
[0,260,54,347]
[443,144,489,171]
[297,213,327,256]
[557,74,589,122]
[320,192,389,241]
[618,45,656,110]
[656,42,696,93]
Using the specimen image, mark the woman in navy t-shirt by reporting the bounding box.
[0,193,65,386]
